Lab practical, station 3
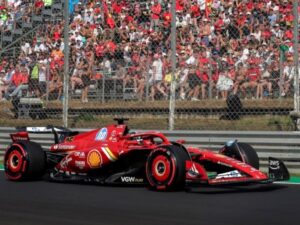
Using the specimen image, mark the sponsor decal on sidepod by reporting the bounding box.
[87,150,102,168]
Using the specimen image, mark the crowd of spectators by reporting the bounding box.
[0,0,298,103]
[0,0,43,32]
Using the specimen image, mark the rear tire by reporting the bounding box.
[4,141,46,181]
[146,145,189,191]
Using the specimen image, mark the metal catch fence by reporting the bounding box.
[0,0,299,131]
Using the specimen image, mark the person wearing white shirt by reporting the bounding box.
[38,58,48,96]
[21,42,32,55]
[282,60,300,97]
[150,54,167,101]
[34,40,48,54]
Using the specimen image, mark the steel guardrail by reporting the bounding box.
[1,127,300,173]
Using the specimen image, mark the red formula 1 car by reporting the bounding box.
[4,119,290,191]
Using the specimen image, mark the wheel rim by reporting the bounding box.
[151,155,171,183]
[7,150,23,173]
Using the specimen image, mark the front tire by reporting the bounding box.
[4,141,46,181]
[222,142,259,169]
[146,145,189,191]
[237,143,259,169]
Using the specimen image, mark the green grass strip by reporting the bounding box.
[289,176,300,183]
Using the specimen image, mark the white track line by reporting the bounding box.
[274,181,300,185]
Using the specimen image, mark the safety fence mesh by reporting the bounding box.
[0,0,298,131]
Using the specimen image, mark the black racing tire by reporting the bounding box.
[4,141,46,181]
[236,143,260,169]
[146,145,189,191]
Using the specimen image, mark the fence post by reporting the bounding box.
[279,49,284,98]
[293,0,299,114]
[63,0,70,128]
[145,59,150,102]
[169,0,176,130]
[208,57,213,99]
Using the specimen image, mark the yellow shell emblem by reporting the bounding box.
[87,150,102,168]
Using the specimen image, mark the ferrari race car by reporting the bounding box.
[4,119,290,191]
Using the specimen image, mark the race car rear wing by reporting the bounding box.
[16,126,79,144]
[16,126,69,133]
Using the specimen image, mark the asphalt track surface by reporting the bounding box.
[0,172,299,225]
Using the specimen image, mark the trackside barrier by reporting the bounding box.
[1,128,300,174]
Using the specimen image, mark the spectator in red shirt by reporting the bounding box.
[150,0,161,31]
[190,0,201,31]
[241,62,261,99]
[112,0,124,15]
[7,65,29,99]
[34,0,44,15]
[162,10,171,28]
[198,68,209,99]
[11,66,26,88]
[198,51,209,67]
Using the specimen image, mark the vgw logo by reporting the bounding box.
[121,177,135,182]
[120,177,144,183]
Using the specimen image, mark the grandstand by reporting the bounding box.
[0,0,296,104]
[0,0,63,56]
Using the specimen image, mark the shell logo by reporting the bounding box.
[87,150,102,168]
